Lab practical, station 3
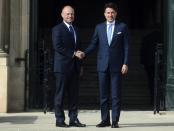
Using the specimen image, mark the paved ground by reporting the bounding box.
[0,110,174,131]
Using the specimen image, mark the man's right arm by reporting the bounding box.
[84,26,99,56]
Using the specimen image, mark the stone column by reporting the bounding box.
[7,0,30,112]
[0,0,10,112]
[166,0,174,110]
[0,57,8,112]
[0,0,10,52]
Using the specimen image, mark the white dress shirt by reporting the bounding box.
[106,20,115,42]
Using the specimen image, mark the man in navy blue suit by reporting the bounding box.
[76,2,129,128]
[52,5,86,127]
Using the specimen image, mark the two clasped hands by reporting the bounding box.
[74,50,85,59]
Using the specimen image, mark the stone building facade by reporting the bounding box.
[0,0,174,112]
[0,0,29,112]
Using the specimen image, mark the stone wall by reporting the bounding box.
[0,0,29,112]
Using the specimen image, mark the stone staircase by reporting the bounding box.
[78,29,152,110]
[36,28,153,110]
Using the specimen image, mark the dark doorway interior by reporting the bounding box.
[29,0,164,110]
[38,0,162,29]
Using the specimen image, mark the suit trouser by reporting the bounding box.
[54,70,79,123]
[98,71,121,122]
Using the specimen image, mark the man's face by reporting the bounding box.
[104,7,117,23]
[61,6,74,24]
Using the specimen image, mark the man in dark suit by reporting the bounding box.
[52,5,86,127]
[76,3,129,128]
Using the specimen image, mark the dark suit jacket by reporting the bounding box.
[84,21,129,72]
[52,22,81,73]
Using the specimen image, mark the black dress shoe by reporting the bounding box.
[56,122,69,127]
[69,119,86,127]
[96,121,111,127]
[111,122,119,128]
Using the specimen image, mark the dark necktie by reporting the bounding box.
[69,25,75,43]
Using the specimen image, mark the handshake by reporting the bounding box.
[74,50,85,59]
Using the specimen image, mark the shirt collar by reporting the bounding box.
[63,21,72,28]
[106,20,115,25]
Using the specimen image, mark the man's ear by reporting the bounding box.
[61,13,63,18]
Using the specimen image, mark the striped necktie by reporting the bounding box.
[69,25,75,43]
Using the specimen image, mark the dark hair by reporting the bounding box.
[104,2,118,12]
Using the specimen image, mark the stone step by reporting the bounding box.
[37,29,153,109]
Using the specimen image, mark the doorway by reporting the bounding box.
[29,0,164,110]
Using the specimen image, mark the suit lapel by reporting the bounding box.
[112,21,119,37]
[62,22,76,48]
[102,23,109,45]
[102,21,119,46]
[110,21,119,46]
[62,22,70,33]
[73,26,78,48]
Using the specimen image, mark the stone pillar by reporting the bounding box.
[7,0,30,112]
[0,0,10,112]
[166,0,174,110]
[0,57,8,112]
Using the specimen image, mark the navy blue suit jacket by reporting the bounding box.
[52,22,81,73]
[84,21,129,72]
